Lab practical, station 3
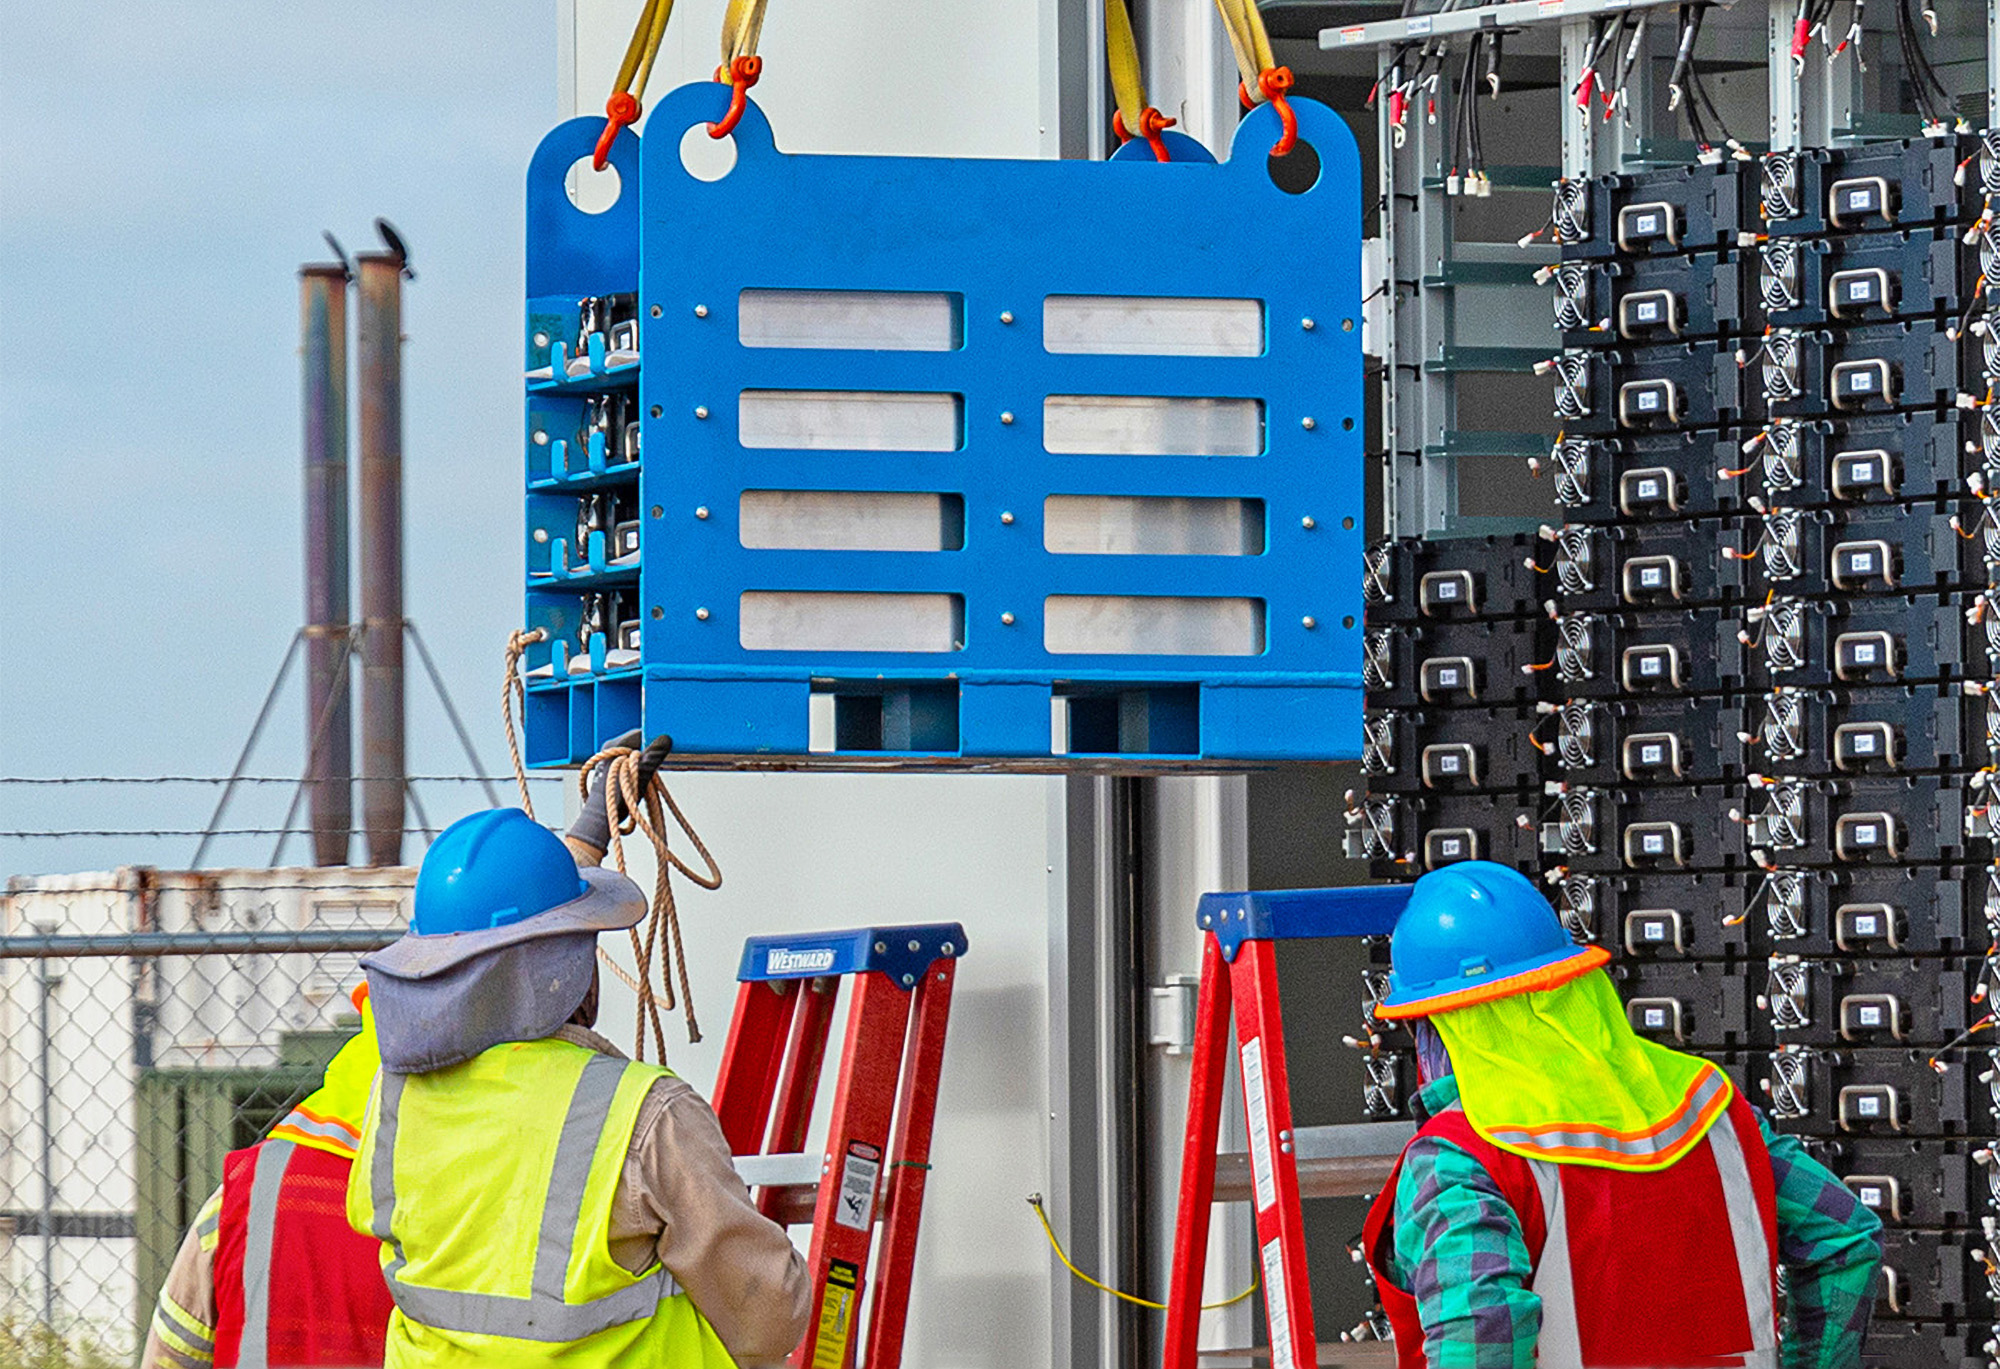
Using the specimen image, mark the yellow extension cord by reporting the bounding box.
[1027,1194,1258,1311]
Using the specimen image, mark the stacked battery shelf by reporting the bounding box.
[1352,133,2000,1363]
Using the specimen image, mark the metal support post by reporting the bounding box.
[1990,0,1999,129]
[356,250,406,866]
[36,944,59,1329]
[1770,0,1803,152]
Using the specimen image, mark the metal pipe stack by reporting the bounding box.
[300,262,352,867]
[356,250,406,866]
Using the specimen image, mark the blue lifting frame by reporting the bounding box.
[522,82,1365,768]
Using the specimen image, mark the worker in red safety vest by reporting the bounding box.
[144,984,395,1369]
[1360,861,1883,1369]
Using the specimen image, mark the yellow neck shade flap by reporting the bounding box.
[269,989,380,1160]
[1428,969,1732,1171]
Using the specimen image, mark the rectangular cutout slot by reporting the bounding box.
[738,289,962,352]
[739,390,964,452]
[1058,687,1200,755]
[1043,595,1264,656]
[1042,396,1264,457]
[740,490,965,552]
[1042,295,1264,357]
[1042,495,1264,555]
[740,591,965,653]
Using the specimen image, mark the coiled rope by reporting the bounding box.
[504,627,721,1061]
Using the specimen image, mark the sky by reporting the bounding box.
[0,1,572,877]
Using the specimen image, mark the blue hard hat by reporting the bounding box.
[411,809,588,936]
[1374,861,1607,1019]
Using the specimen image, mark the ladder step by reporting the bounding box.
[1211,1121,1413,1203]
[732,1151,820,1188]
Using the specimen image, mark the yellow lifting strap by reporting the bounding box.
[720,0,770,67]
[594,0,675,168]
[1211,0,1276,97]
[1210,0,1298,155]
[1105,0,1149,140]
[1105,0,1177,161]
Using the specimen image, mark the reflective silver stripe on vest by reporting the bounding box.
[1707,1107,1779,1367]
[1524,1158,1582,1369]
[237,1138,295,1369]
[1523,1105,1777,1369]
[371,1052,675,1343]
[1485,1069,1729,1162]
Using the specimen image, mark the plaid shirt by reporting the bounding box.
[1387,1075,1882,1369]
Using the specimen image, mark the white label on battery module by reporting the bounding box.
[1634,213,1660,234]
[1853,824,1881,846]
[1640,744,1665,765]
[1859,1006,1884,1026]
[1637,479,1662,498]
[1438,668,1462,687]
[1636,302,1660,321]
[1436,580,1459,599]
[1644,1008,1667,1027]
[1637,391,1661,411]
[1644,922,1667,941]
[1241,1036,1278,1212]
[1853,644,1879,663]
[1859,1186,1883,1207]
[1438,754,1462,773]
[1852,733,1879,754]
[1857,1096,1881,1116]
[1639,656,1663,676]
[1854,915,1880,935]
[1643,834,1666,854]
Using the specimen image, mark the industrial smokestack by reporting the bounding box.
[356,243,407,866]
[300,261,353,867]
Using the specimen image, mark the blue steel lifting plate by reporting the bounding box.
[522,81,1364,769]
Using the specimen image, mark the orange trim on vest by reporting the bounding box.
[1373,945,1611,1020]
[1486,1075,1731,1168]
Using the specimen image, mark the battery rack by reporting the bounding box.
[1334,0,2000,1359]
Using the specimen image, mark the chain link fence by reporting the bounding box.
[0,869,412,1366]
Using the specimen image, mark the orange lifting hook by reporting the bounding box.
[1239,65,1298,158]
[1113,106,1178,164]
[593,90,643,171]
[708,54,763,139]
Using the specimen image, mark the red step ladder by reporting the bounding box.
[711,923,966,1369]
[1163,887,1411,1369]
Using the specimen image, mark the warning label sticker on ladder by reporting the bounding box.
[1240,1036,1277,1212]
[836,1141,882,1232]
[811,1258,860,1369]
[1260,1235,1295,1369]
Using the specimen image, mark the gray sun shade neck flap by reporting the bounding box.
[365,932,598,1075]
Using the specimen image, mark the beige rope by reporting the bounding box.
[579,743,724,1060]
[502,627,549,821]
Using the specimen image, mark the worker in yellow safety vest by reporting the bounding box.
[345,763,808,1367]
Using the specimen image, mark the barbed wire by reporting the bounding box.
[0,774,563,786]
[0,826,555,840]
[4,882,418,895]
